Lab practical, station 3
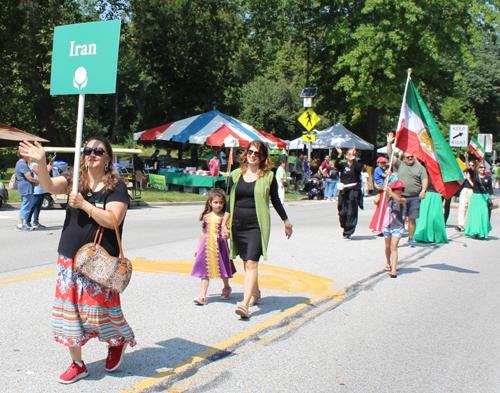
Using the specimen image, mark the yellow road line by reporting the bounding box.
[120,259,345,393]
[0,268,56,286]
[1,259,343,393]
[119,293,345,393]
[165,294,346,393]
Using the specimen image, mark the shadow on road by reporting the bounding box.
[85,337,226,381]
[420,263,479,274]
[350,235,378,241]
[397,263,480,277]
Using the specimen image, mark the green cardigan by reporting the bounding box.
[228,168,275,261]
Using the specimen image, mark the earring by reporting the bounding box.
[105,163,110,171]
[85,162,88,170]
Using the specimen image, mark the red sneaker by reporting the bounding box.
[58,361,89,384]
[105,343,127,372]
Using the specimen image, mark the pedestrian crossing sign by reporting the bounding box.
[298,109,320,131]
[302,134,316,142]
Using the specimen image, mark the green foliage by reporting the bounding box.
[464,39,500,138]
[128,0,249,130]
[1,0,500,159]
[0,0,99,145]
[438,96,479,139]
[316,0,500,146]
[238,76,303,140]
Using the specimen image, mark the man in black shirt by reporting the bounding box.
[334,147,363,239]
[150,149,159,161]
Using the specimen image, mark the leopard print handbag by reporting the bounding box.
[74,210,132,293]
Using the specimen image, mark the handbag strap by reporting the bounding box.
[91,210,125,259]
[477,175,490,196]
[93,225,104,246]
[108,210,125,259]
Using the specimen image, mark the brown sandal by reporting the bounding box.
[249,291,261,307]
[235,304,249,318]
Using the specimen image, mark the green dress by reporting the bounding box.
[464,192,492,239]
[413,191,449,244]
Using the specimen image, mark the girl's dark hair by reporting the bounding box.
[199,188,227,220]
[239,140,272,178]
[66,136,124,194]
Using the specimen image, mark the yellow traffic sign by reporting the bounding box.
[302,134,316,142]
[298,109,320,131]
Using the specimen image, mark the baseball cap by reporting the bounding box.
[389,180,405,190]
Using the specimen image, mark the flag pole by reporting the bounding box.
[72,93,85,194]
[375,69,412,230]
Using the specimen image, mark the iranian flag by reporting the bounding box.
[469,137,485,160]
[396,80,464,199]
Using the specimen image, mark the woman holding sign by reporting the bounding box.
[19,137,135,384]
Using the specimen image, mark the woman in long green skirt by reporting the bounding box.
[465,163,493,239]
[414,190,449,244]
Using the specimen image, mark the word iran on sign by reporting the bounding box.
[69,41,97,56]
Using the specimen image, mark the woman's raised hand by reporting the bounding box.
[18,140,45,162]
[387,132,395,145]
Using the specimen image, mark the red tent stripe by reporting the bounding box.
[256,129,287,149]
[206,124,250,146]
[140,123,174,140]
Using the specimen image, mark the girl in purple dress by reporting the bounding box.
[192,189,234,305]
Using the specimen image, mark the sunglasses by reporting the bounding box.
[247,150,260,158]
[478,166,485,169]
[405,156,414,159]
[83,147,109,156]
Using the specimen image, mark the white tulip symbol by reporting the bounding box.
[73,67,88,90]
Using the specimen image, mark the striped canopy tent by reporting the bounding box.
[133,110,286,149]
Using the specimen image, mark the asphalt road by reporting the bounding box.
[0,194,499,393]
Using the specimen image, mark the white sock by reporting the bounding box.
[17,224,23,228]
[75,361,83,367]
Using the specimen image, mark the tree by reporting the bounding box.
[316,0,500,149]
[127,0,250,131]
[464,40,500,139]
[237,76,304,140]
[0,0,102,145]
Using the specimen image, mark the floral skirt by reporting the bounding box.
[52,254,136,347]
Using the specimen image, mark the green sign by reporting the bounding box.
[149,174,167,190]
[50,20,121,95]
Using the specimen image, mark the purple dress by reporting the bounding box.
[191,215,233,279]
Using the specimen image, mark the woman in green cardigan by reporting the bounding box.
[222,141,293,318]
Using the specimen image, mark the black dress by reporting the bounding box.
[227,176,287,261]
[334,160,363,236]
